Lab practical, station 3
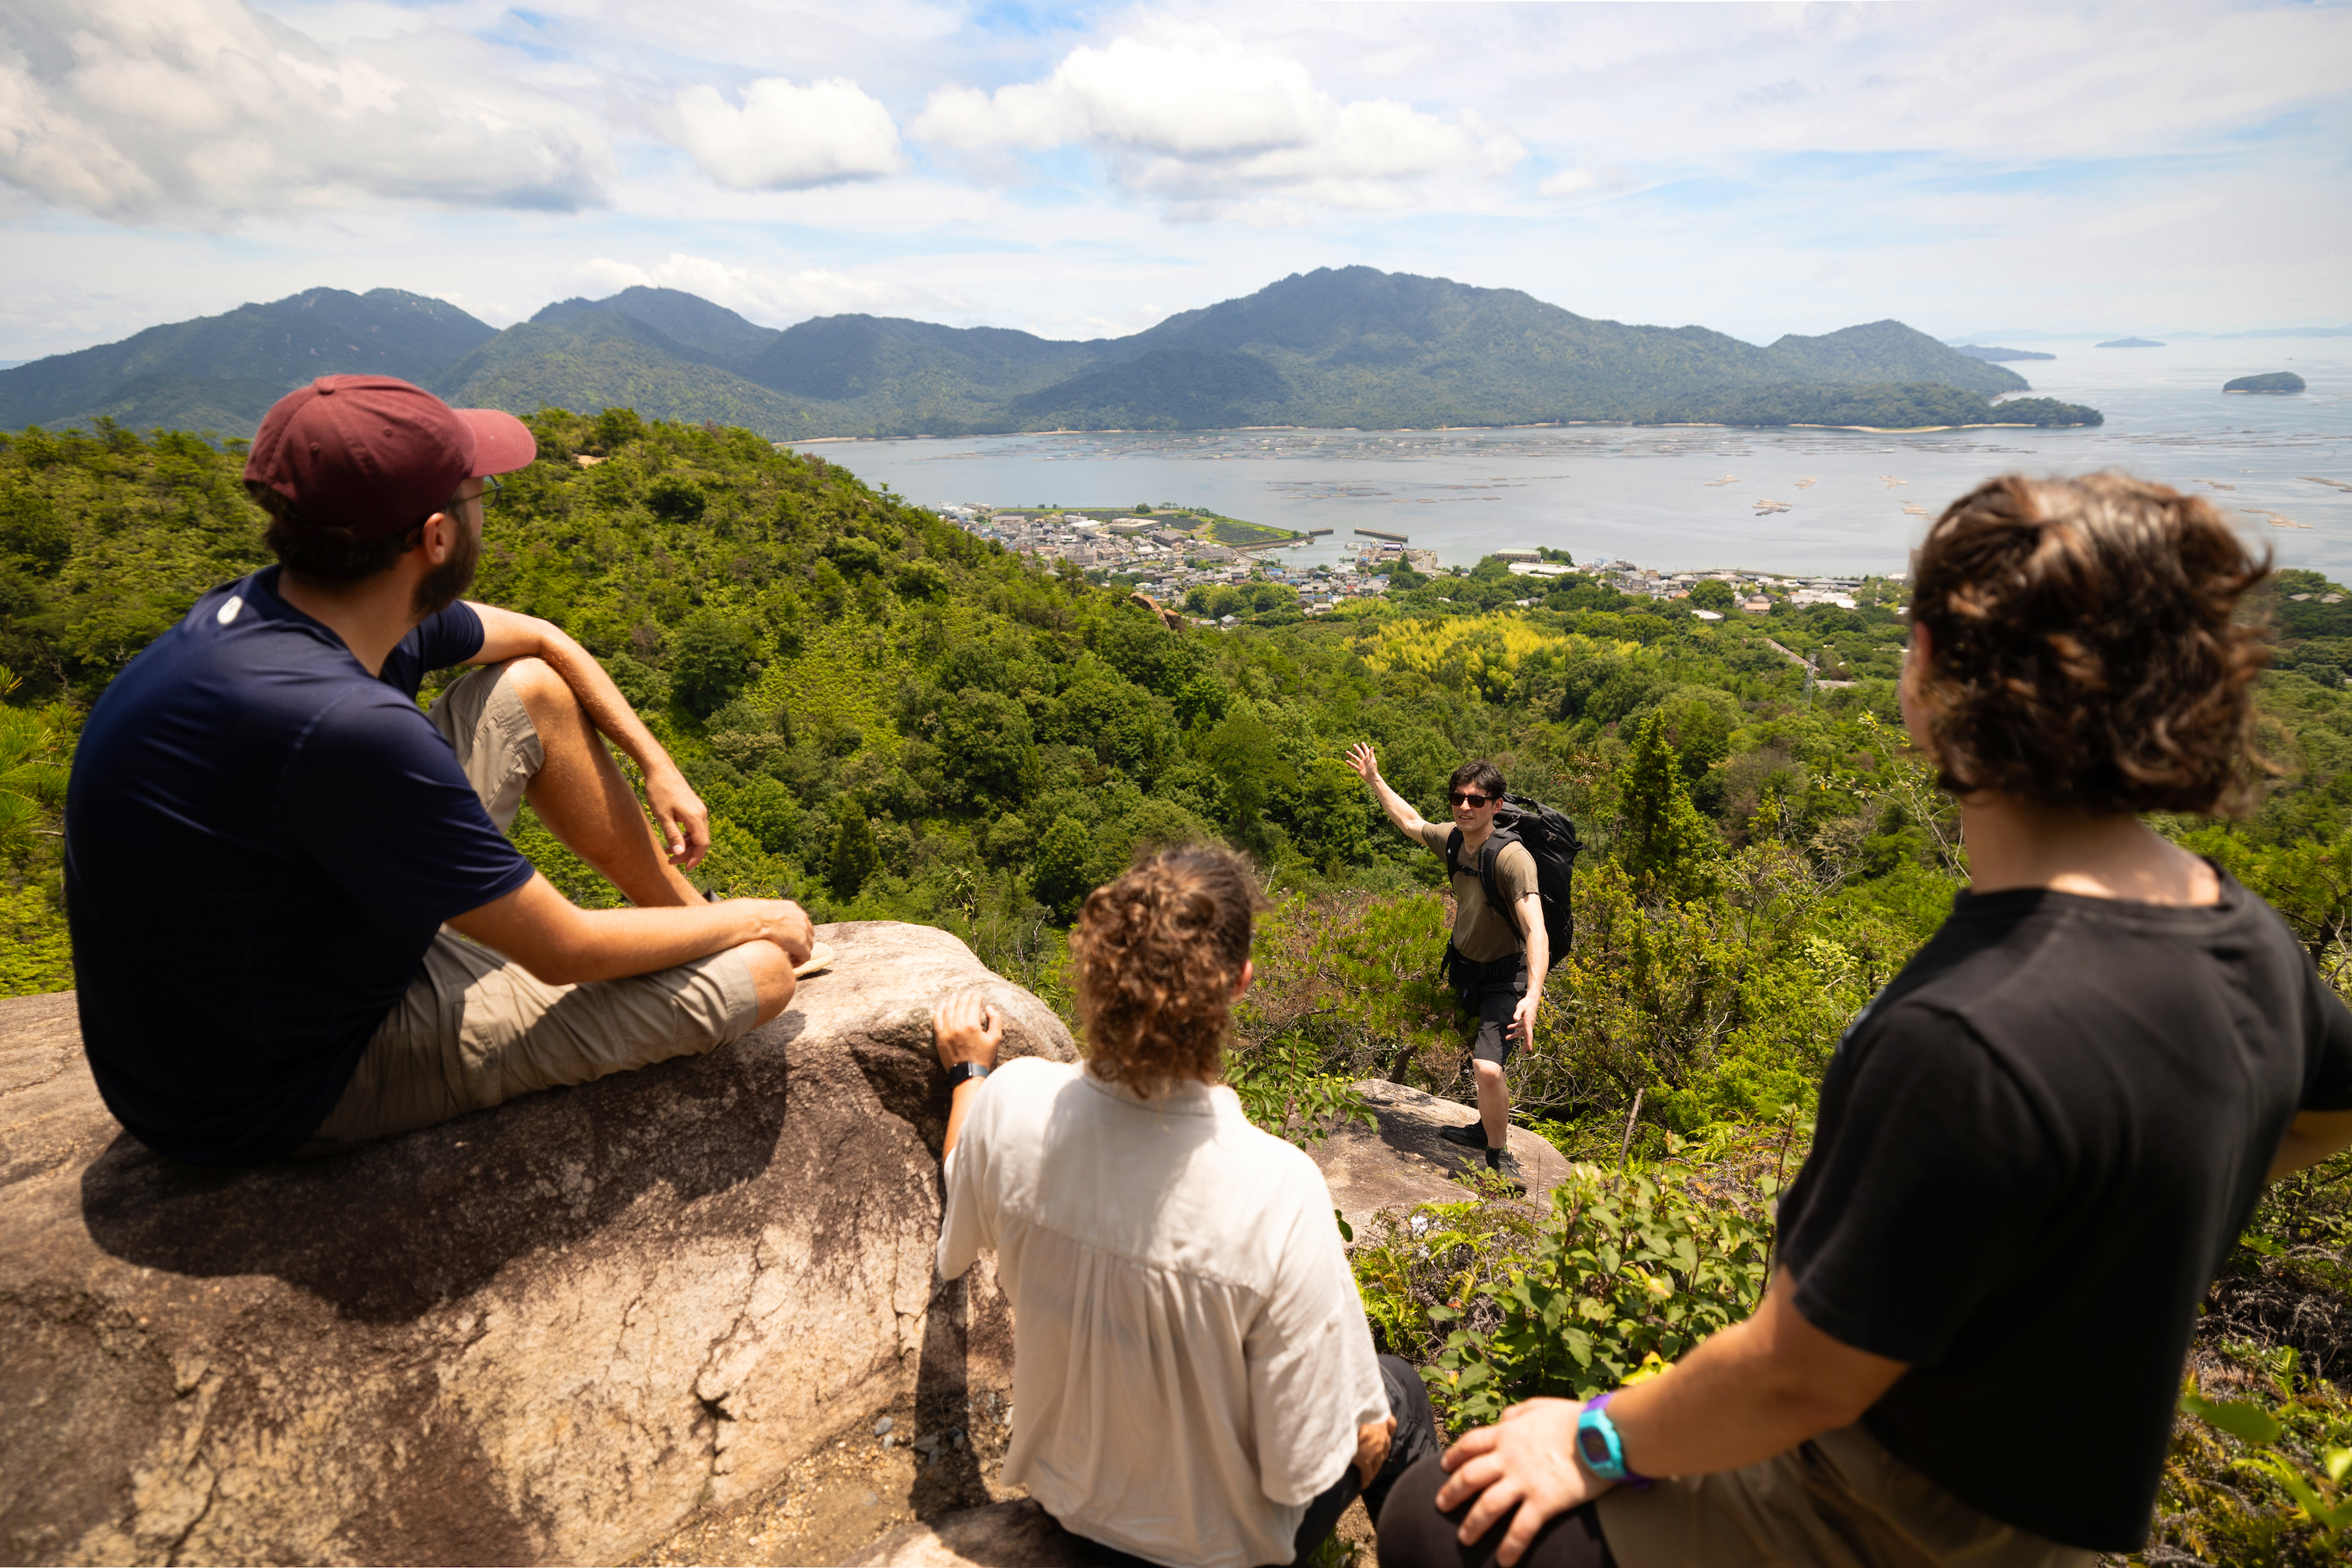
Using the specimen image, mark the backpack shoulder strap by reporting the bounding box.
[1444,826,1465,880]
[1476,829,1523,928]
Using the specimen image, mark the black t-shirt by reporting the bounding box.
[1778,871,2352,1550]
[65,568,535,1165]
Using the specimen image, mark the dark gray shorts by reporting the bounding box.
[1450,948,1528,1067]
[1468,989,1522,1067]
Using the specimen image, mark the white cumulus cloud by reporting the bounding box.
[913,27,1519,218]
[673,77,907,191]
[577,252,971,325]
[0,0,607,223]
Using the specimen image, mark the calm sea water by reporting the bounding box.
[793,339,2352,579]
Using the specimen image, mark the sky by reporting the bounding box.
[2,0,2348,360]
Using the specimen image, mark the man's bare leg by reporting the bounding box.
[1474,1058,1509,1150]
[503,657,702,908]
[740,940,798,1026]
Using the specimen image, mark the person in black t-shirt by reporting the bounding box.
[67,376,813,1165]
[1377,472,2352,1568]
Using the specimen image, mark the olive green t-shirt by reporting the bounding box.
[1417,822,1538,963]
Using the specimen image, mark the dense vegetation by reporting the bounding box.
[0,288,494,435]
[3,411,2344,1562]
[1637,383,2103,429]
[3,267,2065,441]
[2229,373,2310,394]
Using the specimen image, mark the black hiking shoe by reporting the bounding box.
[1437,1120,1490,1150]
[1485,1145,1520,1179]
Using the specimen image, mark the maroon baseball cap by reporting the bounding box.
[245,375,538,538]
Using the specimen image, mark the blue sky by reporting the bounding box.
[2,0,2347,358]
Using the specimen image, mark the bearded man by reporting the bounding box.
[66,376,810,1165]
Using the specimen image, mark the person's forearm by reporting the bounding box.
[942,1079,986,1161]
[1604,1272,1900,1478]
[451,878,784,985]
[2271,1110,2352,1180]
[1368,771,1428,837]
[1523,913,1549,993]
[524,620,681,780]
[523,904,766,985]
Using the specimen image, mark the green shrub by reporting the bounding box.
[1352,1142,1779,1433]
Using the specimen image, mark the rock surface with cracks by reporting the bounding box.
[0,920,1074,1567]
[1310,1080,1572,1237]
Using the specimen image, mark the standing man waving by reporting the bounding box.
[1345,746,1546,1175]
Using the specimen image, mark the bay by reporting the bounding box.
[790,339,2352,578]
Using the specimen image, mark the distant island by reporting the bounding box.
[2097,337,2165,349]
[1954,345,2056,362]
[0,267,2085,441]
[2224,372,2307,394]
[1637,383,2101,430]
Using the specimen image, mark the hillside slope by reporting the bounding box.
[6,268,2067,439]
[0,288,495,432]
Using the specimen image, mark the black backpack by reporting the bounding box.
[1444,794,1581,968]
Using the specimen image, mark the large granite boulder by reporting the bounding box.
[0,922,1074,1568]
[1309,1080,1571,1238]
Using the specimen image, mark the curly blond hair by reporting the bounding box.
[1069,844,1267,1091]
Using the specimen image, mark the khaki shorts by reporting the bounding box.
[303,662,760,1152]
[1595,1423,2095,1568]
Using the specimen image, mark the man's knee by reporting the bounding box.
[499,656,575,726]
[1374,1455,1458,1565]
[739,941,798,1026]
[1472,1058,1506,1085]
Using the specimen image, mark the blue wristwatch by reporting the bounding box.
[1573,1391,1652,1489]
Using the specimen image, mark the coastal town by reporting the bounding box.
[931,501,1881,619]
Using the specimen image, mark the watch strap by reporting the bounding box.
[945,1062,992,1088]
[1575,1391,1653,1489]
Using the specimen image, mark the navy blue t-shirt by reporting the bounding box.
[65,568,536,1164]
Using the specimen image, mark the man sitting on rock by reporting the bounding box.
[1345,746,1544,1177]
[930,844,1445,1568]
[65,376,812,1165]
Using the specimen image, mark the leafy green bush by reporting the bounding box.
[1352,1146,1774,1432]
[2157,1343,2352,1564]
[1426,1164,1768,1425]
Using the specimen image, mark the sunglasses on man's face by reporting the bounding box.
[1450,792,1494,808]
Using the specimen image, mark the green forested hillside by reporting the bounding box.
[1638,383,2103,429]
[5,269,2074,441]
[0,289,495,434]
[2,412,2342,1559]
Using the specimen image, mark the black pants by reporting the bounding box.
[1374,1454,1619,1568]
[1079,1353,1445,1568]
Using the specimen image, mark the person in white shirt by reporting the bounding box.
[931,844,1444,1568]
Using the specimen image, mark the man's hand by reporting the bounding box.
[932,989,1005,1070]
[644,765,712,870]
[1354,1413,1397,1488]
[1434,1398,1607,1566]
[1508,990,1540,1047]
[1345,742,1381,785]
[747,899,815,966]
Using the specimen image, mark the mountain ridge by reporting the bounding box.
[5,267,2057,439]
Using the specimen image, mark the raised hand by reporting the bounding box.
[1345,742,1381,784]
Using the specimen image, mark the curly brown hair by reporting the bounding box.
[1908,472,2273,816]
[1069,844,1268,1091]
